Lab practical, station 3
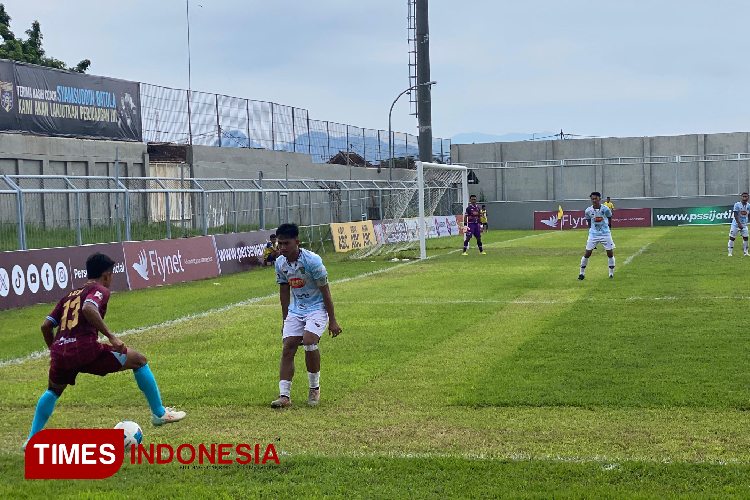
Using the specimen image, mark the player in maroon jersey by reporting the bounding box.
[23,253,185,450]
[462,195,486,255]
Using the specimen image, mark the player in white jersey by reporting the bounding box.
[271,223,342,408]
[578,191,616,280]
[728,192,750,256]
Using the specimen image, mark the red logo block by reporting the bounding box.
[25,429,124,479]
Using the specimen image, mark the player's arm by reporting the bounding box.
[734,209,743,229]
[318,283,342,337]
[41,318,56,348]
[42,303,64,347]
[82,302,125,353]
[279,283,290,321]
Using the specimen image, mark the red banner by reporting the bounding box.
[0,242,127,311]
[533,208,652,230]
[213,230,276,274]
[122,236,220,291]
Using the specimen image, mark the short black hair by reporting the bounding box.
[482,204,486,207]
[270,233,277,239]
[86,253,115,279]
[743,192,749,196]
[470,194,477,199]
[276,223,299,239]
[590,191,601,198]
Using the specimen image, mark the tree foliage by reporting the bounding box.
[0,4,90,72]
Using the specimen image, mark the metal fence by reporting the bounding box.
[141,84,452,165]
[462,153,750,202]
[0,174,461,252]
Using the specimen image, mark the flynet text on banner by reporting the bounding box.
[123,237,220,291]
[0,230,275,311]
[533,208,652,230]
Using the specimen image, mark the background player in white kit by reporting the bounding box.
[728,192,750,257]
[272,223,342,408]
[578,192,616,280]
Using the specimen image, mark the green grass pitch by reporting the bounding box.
[3,226,750,499]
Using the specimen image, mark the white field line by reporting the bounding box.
[276,450,749,466]
[337,296,750,306]
[1,234,551,368]
[623,242,652,266]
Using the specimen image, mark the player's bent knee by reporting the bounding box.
[47,381,66,397]
[124,349,148,370]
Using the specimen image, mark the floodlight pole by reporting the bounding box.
[416,0,433,163]
[388,81,436,181]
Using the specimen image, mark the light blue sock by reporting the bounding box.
[28,390,59,439]
[133,365,165,417]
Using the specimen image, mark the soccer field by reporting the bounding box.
[3,226,750,499]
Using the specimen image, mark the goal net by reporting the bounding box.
[352,162,468,260]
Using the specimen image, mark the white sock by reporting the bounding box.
[279,380,291,398]
[744,241,749,254]
[580,257,589,275]
[308,372,320,390]
[608,257,615,276]
[729,240,735,253]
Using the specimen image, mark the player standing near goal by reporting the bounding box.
[578,192,616,280]
[272,223,342,408]
[728,192,750,257]
[24,253,185,450]
[462,195,486,255]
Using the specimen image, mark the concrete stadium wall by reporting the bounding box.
[0,134,413,182]
[189,145,414,181]
[453,132,750,203]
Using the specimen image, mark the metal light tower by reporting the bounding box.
[415,0,433,163]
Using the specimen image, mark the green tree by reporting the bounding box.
[0,4,90,72]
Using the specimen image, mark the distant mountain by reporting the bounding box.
[451,132,556,144]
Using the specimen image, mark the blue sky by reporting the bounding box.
[9,0,750,140]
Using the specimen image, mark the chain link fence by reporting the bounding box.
[141,84,451,166]
[0,174,461,252]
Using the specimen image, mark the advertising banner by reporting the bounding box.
[331,221,377,252]
[652,206,734,226]
[372,219,409,245]
[533,208,652,230]
[433,215,460,237]
[0,242,127,311]
[213,230,275,274]
[0,59,141,141]
[123,236,219,290]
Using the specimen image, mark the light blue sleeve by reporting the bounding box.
[603,206,612,218]
[585,208,592,220]
[733,202,741,214]
[308,253,327,280]
[275,259,287,284]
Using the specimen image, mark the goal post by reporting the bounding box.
[350,161,466,260]
[417,161,468,260]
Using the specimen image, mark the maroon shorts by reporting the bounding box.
[49,343,127,386]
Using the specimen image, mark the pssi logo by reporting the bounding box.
[25,429,124,479]
[594,217,603,222]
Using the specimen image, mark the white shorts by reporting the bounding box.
[586,234,616,251]
[729,225,749,238]
[282,310,328,339]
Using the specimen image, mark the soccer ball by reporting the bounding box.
[114,420,143,450]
